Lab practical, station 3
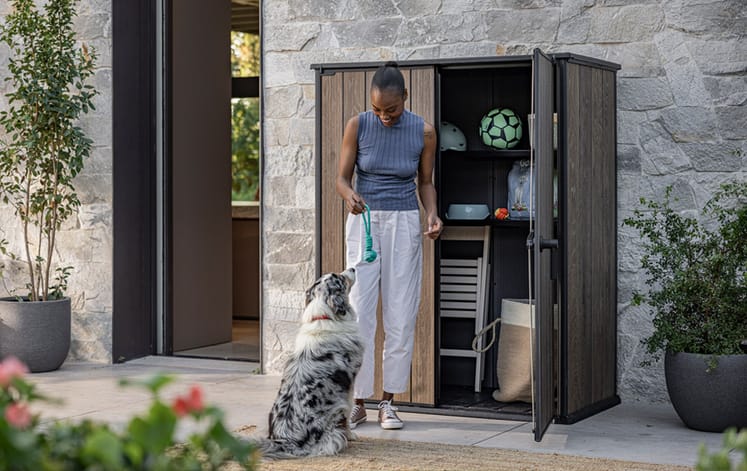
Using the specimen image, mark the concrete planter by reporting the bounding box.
[665,351,747,432]
[0,297,71,372]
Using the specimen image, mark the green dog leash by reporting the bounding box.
[362,204,377,263]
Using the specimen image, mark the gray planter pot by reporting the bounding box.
[0,297,71,372]
[665,351,747,433]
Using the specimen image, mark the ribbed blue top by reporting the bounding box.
[355,109,424,211]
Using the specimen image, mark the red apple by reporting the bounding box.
[494,207,509,220]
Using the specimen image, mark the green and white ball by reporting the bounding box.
[479,108,523,149]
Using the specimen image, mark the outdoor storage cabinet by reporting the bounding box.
[312,50,621,441]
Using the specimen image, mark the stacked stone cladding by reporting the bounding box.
[1,0,742,401]
[0,0,114,363]
[261,0,746,402]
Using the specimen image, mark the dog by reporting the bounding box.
[257,267,364,459]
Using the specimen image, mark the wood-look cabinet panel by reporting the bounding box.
[562,63,617,417]
[320,73,345,275]
[318,67,436,406]
[601,69,618,402]
[410,67,436,406]
[566,63,591,414]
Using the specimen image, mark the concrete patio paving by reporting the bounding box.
[29,356,724,468]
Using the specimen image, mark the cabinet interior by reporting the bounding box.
[436,63,556,419]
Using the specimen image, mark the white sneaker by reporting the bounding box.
[349,403,367,429]
[377,400,403,430]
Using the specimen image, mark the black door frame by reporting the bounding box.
[113,0,264,361]
[112,0,159,362]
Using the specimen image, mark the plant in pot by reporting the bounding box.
[0,0,98,372]
[623,180,747,433]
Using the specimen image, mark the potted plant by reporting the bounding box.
[0,0,97,372]
[623,180,747,432]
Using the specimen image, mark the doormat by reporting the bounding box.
[232,426,691,471]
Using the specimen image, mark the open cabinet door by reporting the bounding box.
[531,49,556,442]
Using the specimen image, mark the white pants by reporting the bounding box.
[345,210,422,399]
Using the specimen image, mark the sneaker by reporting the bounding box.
[349,403,367,429]
[377,400,404,430]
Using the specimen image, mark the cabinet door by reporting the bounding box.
[317,67,436,405]
[560,60,619,421]
[531,49,556,442]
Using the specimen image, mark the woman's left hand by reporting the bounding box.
[423,214,443,240]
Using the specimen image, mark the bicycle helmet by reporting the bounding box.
[439,121,467,151]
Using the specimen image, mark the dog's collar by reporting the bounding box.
[311,315,331,322]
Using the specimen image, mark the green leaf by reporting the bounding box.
[126,402,177,454]
[119,374,175,395]
[81,429,125,469]
[206,420,255,464]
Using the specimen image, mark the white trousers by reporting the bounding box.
[345,210,422,399]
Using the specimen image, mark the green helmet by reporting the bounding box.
[439,121,467,151]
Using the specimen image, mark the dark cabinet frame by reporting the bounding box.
[312,50,621,441]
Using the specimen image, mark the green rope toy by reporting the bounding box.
[362,204,377,263]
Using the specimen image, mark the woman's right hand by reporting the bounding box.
[345,191,366,215]
[337,116,365,215]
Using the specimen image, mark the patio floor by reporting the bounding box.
[30,356,724,468]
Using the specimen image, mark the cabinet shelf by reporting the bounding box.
[442,218,531,228]
[442,149,530,159]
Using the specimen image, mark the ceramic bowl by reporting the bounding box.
[445,204,490,220]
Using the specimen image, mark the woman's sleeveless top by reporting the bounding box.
[355,109,424,211]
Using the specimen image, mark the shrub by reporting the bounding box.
[623,181,747,363]
[696,428,747,471]
[0,356,257,470]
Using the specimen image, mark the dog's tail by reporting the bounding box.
[248,433,350,460]
[248,437,309,460]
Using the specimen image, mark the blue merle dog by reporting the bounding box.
[258,268,363,459]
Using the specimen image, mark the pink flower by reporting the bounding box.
[5,402,31,429]
[0,356,28,388]
[172,397,190,417]
[172,385,205,417]
[186,385,204,412]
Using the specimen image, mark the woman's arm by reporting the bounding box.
[336,115,366,215]
[418,121,442,239]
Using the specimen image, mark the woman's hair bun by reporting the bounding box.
[372,61,405,95]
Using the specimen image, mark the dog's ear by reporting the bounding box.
[305,278,321,306]
[323,274,351,318]
[328,293,349,318]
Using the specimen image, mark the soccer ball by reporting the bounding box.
[479,108,523,149]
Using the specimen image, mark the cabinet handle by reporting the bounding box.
[539,238,559,251]
[526,234,559,251]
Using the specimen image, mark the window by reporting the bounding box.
[230,31,260,201]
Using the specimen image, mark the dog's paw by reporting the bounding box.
[346,429,359,441]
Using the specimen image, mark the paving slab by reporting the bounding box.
[26,356,725,467]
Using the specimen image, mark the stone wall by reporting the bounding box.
[0,0,114,363]
[261,0,746,402]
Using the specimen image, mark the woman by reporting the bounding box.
[336,61,442,430]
